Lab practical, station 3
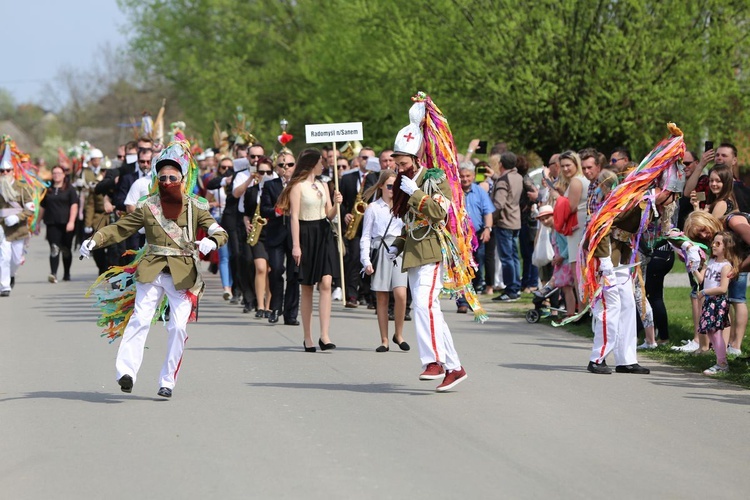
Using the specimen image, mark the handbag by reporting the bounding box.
[370,246,380,273]
[532,224,555,267]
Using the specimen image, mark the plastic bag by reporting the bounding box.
[532,224,555,267]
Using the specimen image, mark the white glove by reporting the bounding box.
[197,238,217,255]
[686,245,702,272]
[4,215,19,227]
[84,226,93,234]
[386,245,399,261]
[79,239,96,259]
[220,177,230,187]
[24,202,35,211]
[399,176,418,196]
[73,178,86,188]
[598,256,615,281]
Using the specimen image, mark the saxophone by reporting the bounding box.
[344,192,367,240]
[246,203,267,246]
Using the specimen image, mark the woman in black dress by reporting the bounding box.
[276,149,342,352]
[39,165,78,282]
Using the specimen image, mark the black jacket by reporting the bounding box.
[260,178,289,248]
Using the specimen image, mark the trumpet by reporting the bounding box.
[344,193,367,240]
[246,204,267,246]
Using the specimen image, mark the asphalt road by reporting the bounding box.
[1,237,748,499]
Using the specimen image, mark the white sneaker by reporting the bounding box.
[727,346,742,356]
[703,364,729,376]
[672,339,700,352]
[332,287,343,301]
[638,341,658,350]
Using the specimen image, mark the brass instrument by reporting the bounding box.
[246,204,267,246]
[344,192,367,240]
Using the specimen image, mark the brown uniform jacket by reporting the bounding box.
[91,194,228,290]
[393,168,452,270]
[0,182,36,241]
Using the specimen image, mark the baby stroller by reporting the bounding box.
[525,284,566,323]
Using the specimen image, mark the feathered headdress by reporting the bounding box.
[148,140,199,195]
[578,123,685,304]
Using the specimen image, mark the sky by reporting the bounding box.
[2,0,127,105]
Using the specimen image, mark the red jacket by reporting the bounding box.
[553,195,578,236]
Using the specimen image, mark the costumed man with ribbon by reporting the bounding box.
[580,123,686,375]
[387,92,487,392]
[0,136,45,296]
[80,141,228,398]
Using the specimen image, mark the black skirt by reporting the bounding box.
[298,218,340,286]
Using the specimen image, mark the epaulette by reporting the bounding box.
[188,193,210,210]
[424,168,446,182]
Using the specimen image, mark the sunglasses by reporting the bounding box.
[158,174,181,183]
[219,165,230,169]
[277,162,295,168]
[0,169,12,173]
[138,160,150,165]
[117,155,125,160]
[610,157,622,164]
[258,170,273,175]
[249,154,261,159]
[385,184,394,190]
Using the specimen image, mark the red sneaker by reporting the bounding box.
[419,362,445,380]
[436,367,468,392]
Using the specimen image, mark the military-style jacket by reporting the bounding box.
[0,181,36,241]
[84,189,110,230]
[393,168,452,270]
[91,194,228,290]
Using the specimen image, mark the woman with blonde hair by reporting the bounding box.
[276,148,342,352]
[360,169,410,352]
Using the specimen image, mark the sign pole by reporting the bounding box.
[331,141,346,303]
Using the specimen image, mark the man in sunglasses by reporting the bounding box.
[608,147,630,174]
[260,150,300,325]
[80,142,228,398]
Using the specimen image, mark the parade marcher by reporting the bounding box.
[275,148,343,352]
[580,123,686,375]
[0,137,44,296]
[360,169,410,352]
[243,156,274,317]
[388,92,486,392]
[80,141,228,398]
[40,165,78,282]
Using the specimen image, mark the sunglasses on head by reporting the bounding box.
[277,162,295,168]
[158,174,181,183]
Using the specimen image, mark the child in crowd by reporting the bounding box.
[535,204,574,316]
[693,231,740,375]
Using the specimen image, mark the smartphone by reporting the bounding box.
[476,166,488,174]
[475,141,488,155]
[705,140,714,152]
[696,191,706,202]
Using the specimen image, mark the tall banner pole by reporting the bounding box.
[331,141,346,301]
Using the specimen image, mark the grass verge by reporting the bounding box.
[497,287,750,389]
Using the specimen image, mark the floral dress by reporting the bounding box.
[698,259,731,334]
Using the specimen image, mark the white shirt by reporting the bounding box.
[360,198,403,267]
[125,176,152,208]
[232,170,256,213]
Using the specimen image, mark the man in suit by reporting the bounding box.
[80,141,228,398]
[340,147,378,307]
[260,151,299,325]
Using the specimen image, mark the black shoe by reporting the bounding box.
[587,361,612,374]
[263,310,270,318]
[318,339,336,351]
[243,304,252,314]
[118,375,134,393]
[229,296,240,305]
[0,290,9,297]
[10,277,15,288]
[255,309,264,318]
[157,387,172,398]
[268,310,279,324]
[392,335,411,351]
[303,341,316,353]
[388,312,395,321]
[284,319,300,326]
[367,303,377,310]
[376,345,389,352]
[615,364,650,374]
[404,313,412,321]
[62,274,71,282]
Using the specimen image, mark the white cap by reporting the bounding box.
[89,148,103,159]
[0,143,12,170]
[204,149,215,158]
[393,123,422,157]
[195,152,206,161]
[365,156,381,173]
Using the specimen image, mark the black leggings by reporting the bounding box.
[645,249,675,340]
[46,223,74,278]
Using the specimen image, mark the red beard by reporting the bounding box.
[159,183,183,220]
[391,166,416,218]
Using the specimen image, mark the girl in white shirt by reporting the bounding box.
[361,170,410,352]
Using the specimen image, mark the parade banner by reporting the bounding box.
[305,122,363,144]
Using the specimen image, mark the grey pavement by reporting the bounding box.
[1,236,749,499]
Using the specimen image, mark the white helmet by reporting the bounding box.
[89,148,104,159]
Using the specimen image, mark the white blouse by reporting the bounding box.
[360,198,404,267]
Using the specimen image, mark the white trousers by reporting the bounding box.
[116,273,192,389]
[0,238,26,291]
[408,263,461,371]
[590,267,638,366]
